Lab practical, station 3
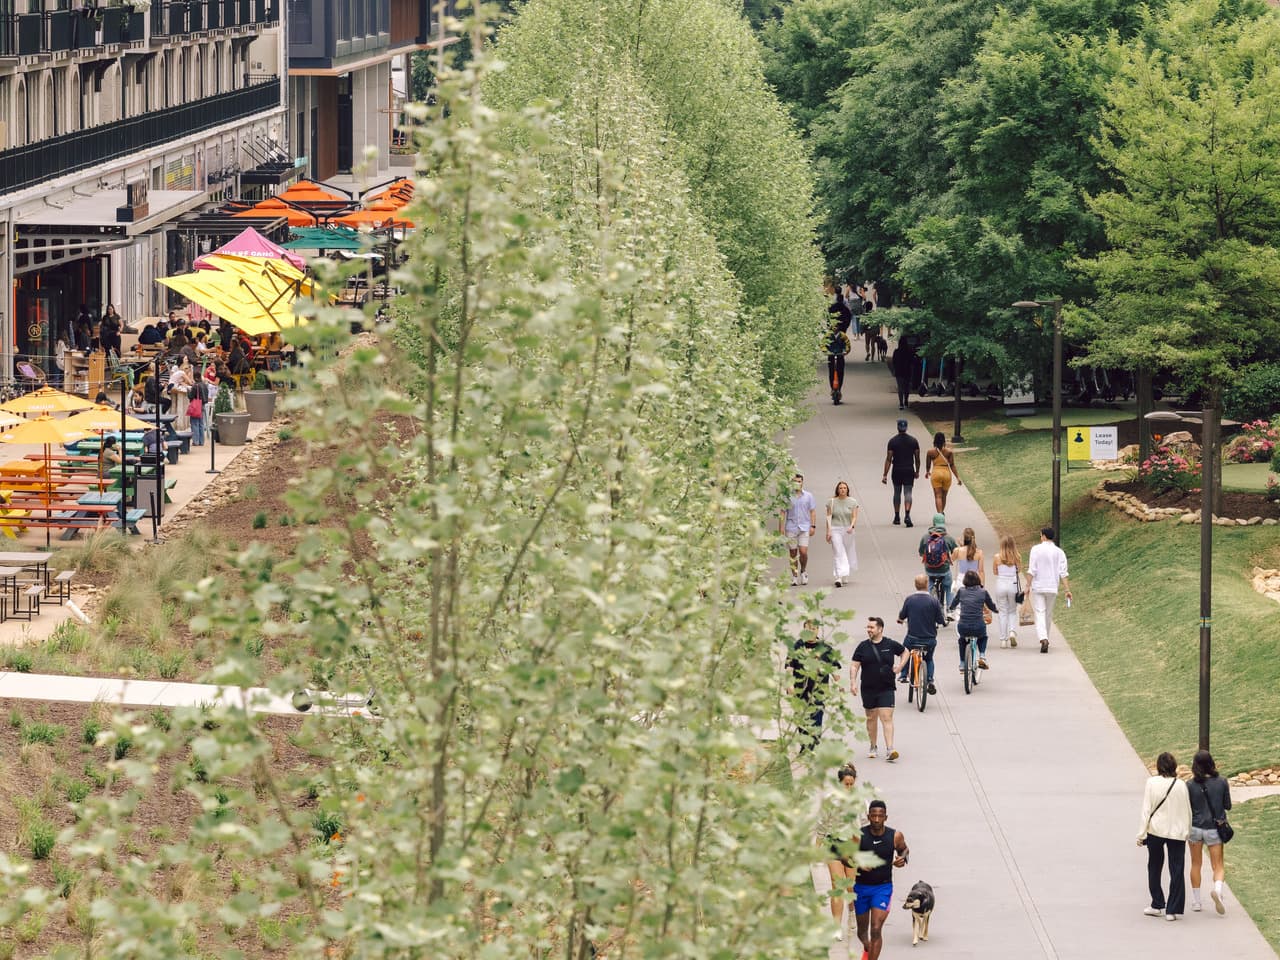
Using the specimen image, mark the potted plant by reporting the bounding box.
[243,370,277,422]
[213,381,250,445]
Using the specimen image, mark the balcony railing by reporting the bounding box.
[0,80,281,196]
[151,0,277,35]
[1,0,276,54]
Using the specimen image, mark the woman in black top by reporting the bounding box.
[1188,749,1232,915]
[949,571,998,671]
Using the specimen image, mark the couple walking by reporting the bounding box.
[781,473,859,588]
[1138,750,1234,921]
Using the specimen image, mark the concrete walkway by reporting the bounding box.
[789,360,1275,959]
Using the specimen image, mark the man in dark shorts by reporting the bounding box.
[849,617,906,763]
[881,419,920,527]
[853,800,910,960]
[787,619,841,752]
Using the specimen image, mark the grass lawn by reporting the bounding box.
[1224,795,1280,955]
[922,407,1280,948]
[1222,462,1277,493]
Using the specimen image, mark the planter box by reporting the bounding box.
[243,389,276,422]
[214,410,250,445]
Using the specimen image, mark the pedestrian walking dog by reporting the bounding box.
[901,880,935,945]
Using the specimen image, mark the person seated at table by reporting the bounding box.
[143,373,171,413]
[93,390,120,411]
[100,435,124,471]
[227,341,250,377]
[127,384,149,415]
[138,323,163,346]
[193,331,213,357]
[141,428,163,458]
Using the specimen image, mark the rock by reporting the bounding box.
[1180,513,1197,523]
[1264,518,1278,526]
[1237,518,1250,526]
[1246,779,1263,787]
[1214,517,1235,527]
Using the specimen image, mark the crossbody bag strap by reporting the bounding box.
[1198,780,1222,822]
[1145,779,1177,832]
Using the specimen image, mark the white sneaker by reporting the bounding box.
[1165,914,1178,922]
[867,747,878,759]
[800,572,809,585]
[1009,634,1018,648]
[791,574,798,586]
[999,639,1007,649]
[1191,899,1202,912]
[1142,907,1163,917]
[834,578,842,588]
[833,926,844,942]
[1212,889,1225,915]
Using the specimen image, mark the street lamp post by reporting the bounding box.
[1013,298,1064,544]
[1145,408,1215,751]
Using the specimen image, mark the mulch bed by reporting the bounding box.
[1104,480,1280,520]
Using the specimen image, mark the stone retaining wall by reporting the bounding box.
[1092,480,1278,526]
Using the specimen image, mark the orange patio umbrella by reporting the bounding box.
[334,209,415,230]
[0,415,91,546]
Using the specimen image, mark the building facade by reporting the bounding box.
[286,0,446,184]
[0,0,288,385]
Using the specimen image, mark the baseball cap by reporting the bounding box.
[932,512,946,527]
[896,419,908,431]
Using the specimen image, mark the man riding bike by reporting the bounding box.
[896,573,945,695]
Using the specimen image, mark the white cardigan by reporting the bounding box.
[1138,775,1191,842]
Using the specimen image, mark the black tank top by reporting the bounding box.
[856,824,895,885]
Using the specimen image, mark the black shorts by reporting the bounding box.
[861,688,895,711]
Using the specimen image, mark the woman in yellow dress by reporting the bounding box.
[924,432,962,513]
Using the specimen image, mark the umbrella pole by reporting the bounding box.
[119,377,127,533]
[44,443,51,549]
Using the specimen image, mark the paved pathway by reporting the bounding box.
[789,359,1275,959]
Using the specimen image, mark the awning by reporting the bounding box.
[16,189,208,237]
[282,227,364,251]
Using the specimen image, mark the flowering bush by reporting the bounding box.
[1139,446,1199,494]
[1224,419,1279,464]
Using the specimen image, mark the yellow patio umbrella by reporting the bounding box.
[0,411,25,430]
[61,405,154,434]
[0,414,91,546]
[158,269,308,337]
[0,386,95,416]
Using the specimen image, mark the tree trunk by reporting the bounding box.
[1137,367,1153,463]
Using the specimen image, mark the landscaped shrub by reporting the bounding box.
[1224,362,1280,423]
[1224,419,1279,463]
[1139,446,1199,493]
[20,722,65,745]
[26,819,56,860]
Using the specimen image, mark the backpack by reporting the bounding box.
[924,532,950,569]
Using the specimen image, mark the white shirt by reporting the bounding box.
[1138,775,1191,842]
[1027,540,1068,593]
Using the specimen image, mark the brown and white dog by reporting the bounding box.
[901,880,935,945]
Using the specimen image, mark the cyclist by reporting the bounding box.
[918,512,958,611]
[949,571,998,672]
[896,574,945,694]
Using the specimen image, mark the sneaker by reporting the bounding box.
[834,578,843,588]
[927,683,936,695]
[1143,907,1163,917]
[1165,914,1178,922]
[886,750,899,762]
[898,675,909,684]
[1040,639,1049,654]
[1191,900,1202,913]
[904,517,913,528]
[893,515,901,526]
[1212,890,1225,915]
[868,746,878,759]
[861,952,870,960]
[978,658,989,669]
[834,927,844,942]
[999,639,1007,649]
[800,572,809,586]
[1009,634,1018,648]
[791,574,799,586]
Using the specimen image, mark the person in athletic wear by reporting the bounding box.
[853,800,909,960]
[826,283,853,405]
[881,419,920,527]
[780,473,817,586]
[924,431,961,513]
[850,617,906,762]
[896,574,944,692]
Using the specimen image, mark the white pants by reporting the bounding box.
[830,528,856,579]
[993,576,1019,640]
[1032,590,1058,642]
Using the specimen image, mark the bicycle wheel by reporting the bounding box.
[915,655,928,712]
[906,654,915,704]
[963,640,974,695]
[972,640,981,689]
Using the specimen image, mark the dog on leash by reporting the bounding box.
[873,335,888,362]
[901,881,935,945]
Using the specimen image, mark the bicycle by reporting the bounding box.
[928,573,952,622]
[904,644,929,712]
[959,628,982,695]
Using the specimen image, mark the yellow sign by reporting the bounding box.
[1067,426,1120,462]
[1068,427,1091,461]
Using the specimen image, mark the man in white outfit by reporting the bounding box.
[1026,526,1072,654]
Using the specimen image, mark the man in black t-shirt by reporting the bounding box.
[826,286,852,405]
[881,419,921,527]
[787,619,841,753]
[849,617,906,763]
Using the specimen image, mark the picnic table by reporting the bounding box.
[0,565,20,614]
[0,460,47,478]
[0,551,52,587]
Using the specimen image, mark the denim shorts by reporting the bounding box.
[1190,825,1222,846]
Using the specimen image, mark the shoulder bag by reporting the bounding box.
[1139,778,1177,845]
[1014,566,1026,606]
[1197,780,1234,843]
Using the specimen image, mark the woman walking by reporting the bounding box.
[1188,749,1232,914]
[1137,751,1191,921]
[816,763,869,942]
[991,535,1023,648]
[825,481,859,588]
[170,357,193,431]
[956,527,984,586]
[924,432,962,513]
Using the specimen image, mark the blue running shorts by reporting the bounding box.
[853,881,893,915]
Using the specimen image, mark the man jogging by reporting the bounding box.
[1026,526,1072,653]
[852,800,910,960]
[881,419,920,527]
[780,473,817,586]
[850,617,906,762]
[897,574,945,694]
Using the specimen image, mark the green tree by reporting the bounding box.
[489,0,827,406]
[1,13,853,958]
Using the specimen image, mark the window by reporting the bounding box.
[287,0,311,43]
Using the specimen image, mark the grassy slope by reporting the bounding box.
[931,409,1280,951]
